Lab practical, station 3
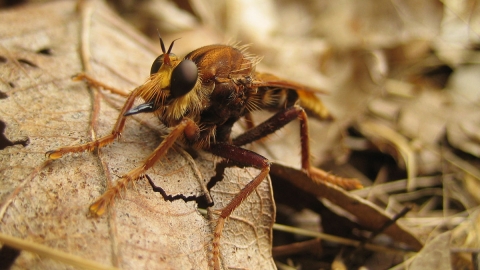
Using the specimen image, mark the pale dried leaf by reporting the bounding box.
[408,230,452,270]
[0,1,274,269]
[312,0,443,49]
[409,208,480,269]
[397,87,480,158]
[434,0,480,65]
[397,90,448,145]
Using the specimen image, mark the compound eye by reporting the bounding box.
[150,54,164,75]
[170,59,198,98]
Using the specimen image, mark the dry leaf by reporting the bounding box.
[0,1,274,269]
[433,0,480,65]
[270,163,423,251]
[409,208,480,269]
[397,86,480,159]
[408,230,453,270]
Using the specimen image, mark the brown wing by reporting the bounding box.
[253,72,333,120]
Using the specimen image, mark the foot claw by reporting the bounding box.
[45,150,62,160]
[89,198,109,217]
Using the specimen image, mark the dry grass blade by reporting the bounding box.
[0,232,118,270]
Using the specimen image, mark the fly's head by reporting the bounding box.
[126,37,204,123]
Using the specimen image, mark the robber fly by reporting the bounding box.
[46,37,362,269]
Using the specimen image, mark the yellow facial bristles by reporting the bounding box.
[136,74,167,108]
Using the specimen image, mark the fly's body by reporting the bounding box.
[47,37,360,270]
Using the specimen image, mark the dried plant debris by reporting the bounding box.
[1,0,480,269]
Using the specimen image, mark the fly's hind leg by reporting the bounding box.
[207,143,271,270]
[233,105,362,190]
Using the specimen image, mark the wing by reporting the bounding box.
[252,72,333,120]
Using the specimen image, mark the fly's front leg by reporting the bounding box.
[233,105,362,190]
[89,118,199,216]
[74,73,129,97]
[46,90,137,160]
[207,143,270,270]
